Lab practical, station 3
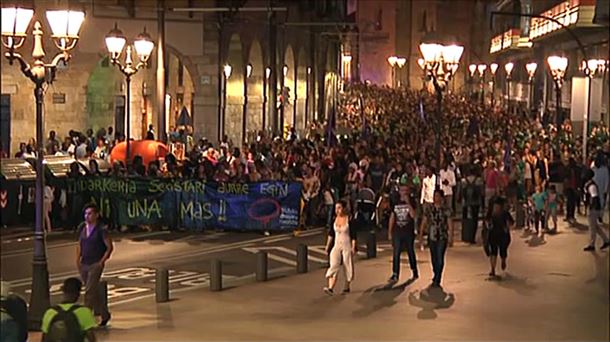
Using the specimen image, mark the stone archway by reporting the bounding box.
[225,34,245,146]
[283,45,295,134]
[296,48,307,135]
[246,40,264,142]
[166,51,195,133]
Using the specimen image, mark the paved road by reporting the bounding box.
[1,227,393,307]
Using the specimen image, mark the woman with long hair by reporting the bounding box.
[323,200,357,295]
[484,196,514,278]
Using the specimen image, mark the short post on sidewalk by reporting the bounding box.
[256,251,268,281]
[296,244,308,273]
[155,268,169,302]
[210,259,222,291]
[366,232,377,259]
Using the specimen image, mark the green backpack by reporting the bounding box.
[46,305,84,342]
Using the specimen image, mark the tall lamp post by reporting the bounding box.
[1,6,84,327]
[547,56,568,131]
[419,34,463,170]
[526,62,537,115]
[263,67,271,132]
[242,63,252,144]
[504,62,514,112]
[221,64,232,139]
[388,56,398,88]
[305,66,311,128]
[477,64,487,105]
[418,58,427,89]
[490,63,499,106]
[469,64,477,97]
[396,57,406,88]
[582,59,604,160]
[105,23,154,165]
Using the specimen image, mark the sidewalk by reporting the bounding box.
[85,219,608,341]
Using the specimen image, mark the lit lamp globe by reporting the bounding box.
[224,64,232,79]
[505,62,515,78]
[46,10,85,51]
[490,63,499,75]
[1,7,34,50]
[526,62,537,80]
[105,23,126,60]
[133,28,154,64]
[469,64,477,76]
[547,56,568,79]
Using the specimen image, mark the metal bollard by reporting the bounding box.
[95,281,108,316]
[296,244,308,273]
[210,259,222,291]
[366,232,377,259]
[256,251,268,281]
[155,268,169,302]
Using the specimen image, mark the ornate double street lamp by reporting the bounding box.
[419,34,463,170]
[547,55,568,130]
[387,55,406,88]
[1,6,84,327]
[469,64,477,96]
[105,23,154,165]
[526,62,537,114]
[263,67,271,131]
[221,64,232,138]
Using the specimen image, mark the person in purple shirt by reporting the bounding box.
[76,203,114,326]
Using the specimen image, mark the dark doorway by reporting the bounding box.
[114,95,126,137]
[0,94,10,155]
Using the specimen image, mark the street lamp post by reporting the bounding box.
[105,23,154,166]
[243,63,252,144]
[388,56,398,88]
[418,58,427,89]
[305,66,311,129]
[526,62,537,115]
[222,64,232,139]
[469,64,477,97]
[1,6,84,328]
[490,63,498,107]
[504,62,514,112]
[547,56,568,132]
[263,67,271,131]
[477,64,487,105]
[419,34,463,171]
[396,57,406,88]
[582,59,603,161]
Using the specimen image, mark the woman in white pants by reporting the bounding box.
[324,200,357,295]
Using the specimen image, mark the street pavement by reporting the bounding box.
[2,227,393,307]
[23,218,607,341]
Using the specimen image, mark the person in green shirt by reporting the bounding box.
[530,185,547,238]
[41,277,97,342]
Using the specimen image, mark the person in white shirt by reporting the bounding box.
[440,163,457,214]
[420,167,437,210]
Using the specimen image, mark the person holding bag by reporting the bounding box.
[483,196,514,278]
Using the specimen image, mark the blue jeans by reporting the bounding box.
[429,239,448,285]
[392,231,418,278]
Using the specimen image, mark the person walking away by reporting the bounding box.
[388,185,419,283]
[484,197,514,278]
[420,166,436,212]
[530,185,547,238]
[461,170,482,244]
[41,277,97,342]
[591,153,609,224]
[44,182,54,233]
[324,200,357,295]
[582,169,610,251]
[546,185,559,233]
[0,281,28,342]
[484,161,499,211]
[440,162,457,215]
[419,190,453,288]
[76,204,113,326]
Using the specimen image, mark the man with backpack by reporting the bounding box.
[41,277,97,342]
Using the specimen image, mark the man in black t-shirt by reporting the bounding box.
[388,185,419,282]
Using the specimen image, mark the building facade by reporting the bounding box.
[1,0,345,154]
